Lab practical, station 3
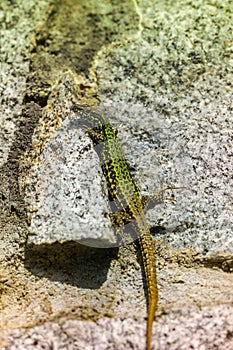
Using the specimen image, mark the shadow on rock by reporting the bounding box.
[24,241,118,289]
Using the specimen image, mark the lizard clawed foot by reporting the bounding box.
[142,181,185,210]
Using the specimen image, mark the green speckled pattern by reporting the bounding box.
[76,106,158,350]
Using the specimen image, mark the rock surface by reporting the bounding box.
[0,0,233,349]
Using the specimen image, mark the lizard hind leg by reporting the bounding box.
[109,210,140,245]
[142,181,184,210]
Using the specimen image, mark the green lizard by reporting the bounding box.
[73,105,158,350]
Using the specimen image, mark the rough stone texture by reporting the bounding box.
[0,0,49,166]
[93,0,233,255]
[26,114,115,247]
[4,304,233,350]
[0,0,233,350]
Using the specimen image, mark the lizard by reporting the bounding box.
[73,105,158,350]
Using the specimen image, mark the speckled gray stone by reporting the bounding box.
[0,0,49,165]
[93,99,233,255]
[1,1,233,350]
[93,0,233,256]
[25,92,232,253]
[5,305,233,350]
[26,114,117,248]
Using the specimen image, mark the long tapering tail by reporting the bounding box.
[139,230,158,350]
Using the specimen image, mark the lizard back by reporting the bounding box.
[74,105,158,350]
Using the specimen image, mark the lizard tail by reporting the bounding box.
[147,295,157,350]
[139,230,158,350]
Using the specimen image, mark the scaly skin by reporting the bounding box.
[74,106,158,350]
